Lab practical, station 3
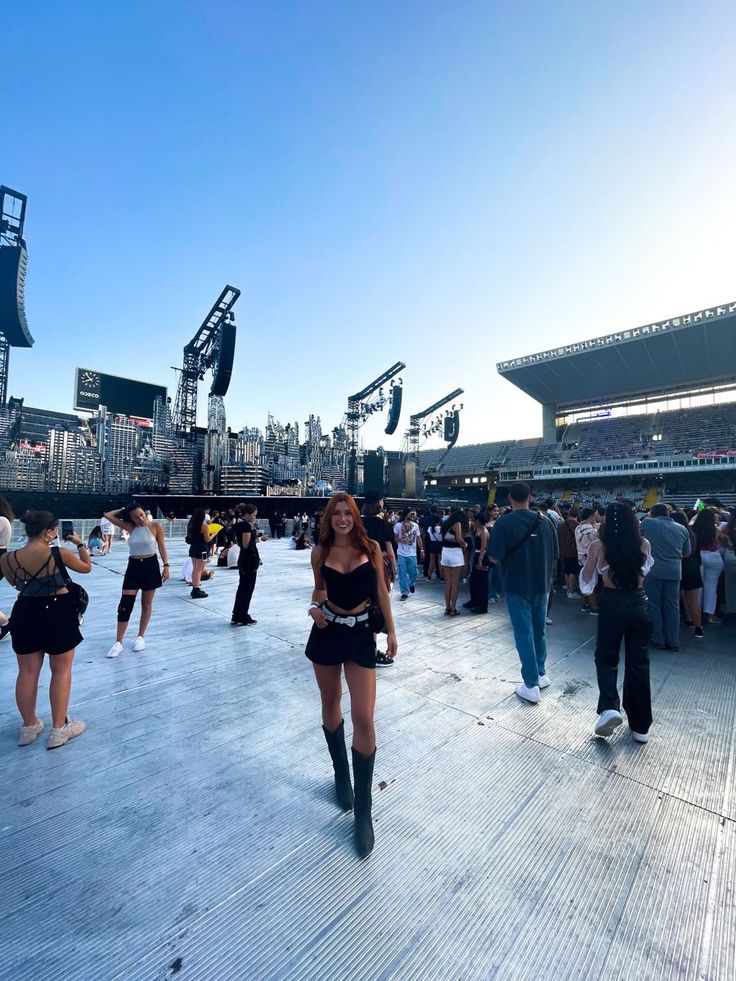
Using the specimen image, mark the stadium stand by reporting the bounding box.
[418,300,736,508]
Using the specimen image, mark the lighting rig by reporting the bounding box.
[345,362,405,495]
[172,285,241,439]
[402,388,464,496]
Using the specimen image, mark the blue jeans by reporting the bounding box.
[643,576,680,647]
[506,593,548,688]
[398,554,418,595]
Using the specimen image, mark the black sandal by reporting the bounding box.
[375,652,394,666]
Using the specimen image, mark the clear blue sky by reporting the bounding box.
[3,1,735,447]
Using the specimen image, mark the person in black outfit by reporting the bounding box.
[231,504,261,626]
[306,492,396,858]
[187,508,212,598]
[465,510,490,613]
[580,502,654,742]
[360,494,397,666]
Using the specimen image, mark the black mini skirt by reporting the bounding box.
[122,556,163,591]
[11,594,83,656]
[305,618,376,669]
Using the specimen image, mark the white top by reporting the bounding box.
[579,537,653,596]
[128,524,158,557]
[0,515,11,548]
[100,517,114,536]
[394,520,421,558]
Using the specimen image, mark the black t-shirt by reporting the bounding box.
[362,515,393,553]
[488,509,559,600]
[236,520,259,570]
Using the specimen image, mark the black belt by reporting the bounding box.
[321,602,370,627]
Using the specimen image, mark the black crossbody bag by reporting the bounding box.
[52,546,89,625]
[502,513,543,561]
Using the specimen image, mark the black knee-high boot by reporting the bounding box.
[322,721,354,811]
[351,747,375,858]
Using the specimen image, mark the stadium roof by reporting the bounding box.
[496,301,736,410]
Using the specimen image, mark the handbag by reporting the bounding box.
[367,561,387,634]
[52,546,89,624]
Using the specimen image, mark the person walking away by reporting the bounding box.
[103,505,170,658]
[440,510,469,616]
[231,504,261,625]
[641,503,691,650]
[305,493,397,857]
[393,509,423,600]
[558,507,580,597]
[580,502,654,742]
[488,483,558,703]
[575,507,600,614]
[0,510,91,748]
[100,514,114,555]
[0,495,15,639]
[692,508,725,625]
[671,510,703,637]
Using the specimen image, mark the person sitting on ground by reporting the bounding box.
[87,526,105,555]
[291,532,313,550]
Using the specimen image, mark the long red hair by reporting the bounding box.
[319,493,374,562]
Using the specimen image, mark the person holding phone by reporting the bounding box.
[103,505,170,658]
[186,508,212,599]
[0,510,91,748]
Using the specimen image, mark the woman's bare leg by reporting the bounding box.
[16,652,44,725]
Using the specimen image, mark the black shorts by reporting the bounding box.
[305,619,376,669]
[11,594,83,656]
[0,547,5,580]
[681,556,703,591]
[563,557,579,576]
[122,556,162,591]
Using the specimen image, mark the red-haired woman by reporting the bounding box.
[306,493,397,858]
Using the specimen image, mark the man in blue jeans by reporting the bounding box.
[488,482,559,704]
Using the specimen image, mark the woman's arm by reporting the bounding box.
[371,542,397,658]
[59,534,92,574]
[579,538,601,596]
[152,523,170,581]
[452,522,467,548]
[384,540,397,579]
[202,521,212,544]
[308,546,328,628]
[103,508,131,531]
[475,527,489,569]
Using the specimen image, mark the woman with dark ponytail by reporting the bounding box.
[580,502,654,743]
[0,510,91,748]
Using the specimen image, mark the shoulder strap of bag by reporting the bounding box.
[503,513,543,560]
[51,545,74,589]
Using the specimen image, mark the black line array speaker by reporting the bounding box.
[384,384,403,435]
[0,246,34,347]
[386,451,404,497]
[363,450,385,496]
[210,321,236,397]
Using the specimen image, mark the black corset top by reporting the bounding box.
[321,561,374,610]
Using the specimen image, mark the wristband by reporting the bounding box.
[163,563,170,567]
[308,602,320,614]
[77,543,87,550]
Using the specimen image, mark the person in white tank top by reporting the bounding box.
[102,505,169,659]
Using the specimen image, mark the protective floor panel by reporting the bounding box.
[0,541,734,980]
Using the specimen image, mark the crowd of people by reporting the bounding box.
[1,488,734,860]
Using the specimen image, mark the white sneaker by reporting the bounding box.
[18,719,44,746]
[545,616,553,625]
[631,730,650,743]
[106,641,124,659]
[538,674,551,689]
[47,717,86,749]
[132,636,146,652]
[594,709,623,737]
[516,683,541,704]
[566,590,577,599]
